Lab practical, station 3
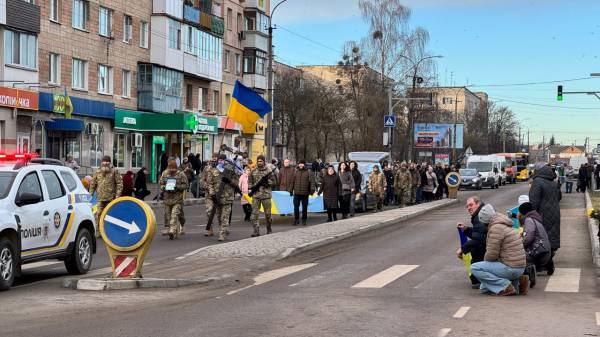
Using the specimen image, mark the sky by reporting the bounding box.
[272,0,600,148]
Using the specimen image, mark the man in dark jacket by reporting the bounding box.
[382,161,395,205]
[529,163,560,275]
[290,160,315,226]
[349,161,362,217]
[278,159,295,192]
[457,196,487,288]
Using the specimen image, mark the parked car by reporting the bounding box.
[458,168,482,190]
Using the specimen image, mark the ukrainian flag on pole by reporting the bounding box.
[227,80,272,134]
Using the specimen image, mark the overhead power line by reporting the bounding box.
[490,96,600,110]
[468,77,594,87]
[276,25,343,55]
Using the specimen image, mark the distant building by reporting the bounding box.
[411,86,488,126]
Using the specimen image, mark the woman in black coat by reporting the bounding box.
[134,167,151,200]
[318,165,342,222]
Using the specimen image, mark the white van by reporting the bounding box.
[347,152,392,212]
[466,155,502,189]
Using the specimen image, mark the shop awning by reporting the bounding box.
[44,118,85,132]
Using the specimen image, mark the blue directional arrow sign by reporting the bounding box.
[100,198,153,251]
[384,115,396,128]
[446,172,461,188]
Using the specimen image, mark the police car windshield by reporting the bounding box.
[0,172,16,199]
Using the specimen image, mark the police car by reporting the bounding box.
[0,154,96,290]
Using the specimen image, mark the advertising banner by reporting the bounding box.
[414,123,464,149]
[434,154,450,166]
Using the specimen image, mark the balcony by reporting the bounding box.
[242,74,267,91]
[243,0,267,12]
[6,0,40,33]
[153,0,183,19]
[183,3,224,36]
[242,30,268,51]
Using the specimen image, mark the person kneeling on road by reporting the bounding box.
[457,196,488,288]
[471,204,529,296]
[518,199,551,289]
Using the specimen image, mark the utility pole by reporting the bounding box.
[452,88,462,165]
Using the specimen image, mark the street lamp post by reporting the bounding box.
[266,0,289,160]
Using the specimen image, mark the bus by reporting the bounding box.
[495,152,530,183]
[515,153,530,181]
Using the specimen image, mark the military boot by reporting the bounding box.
[204,228,214,237]
[168,227,176,240]
[251,226,260,237]
[178,225,185,236]
[266,225,272,234]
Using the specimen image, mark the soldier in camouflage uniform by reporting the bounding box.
[394,163,413,208]
[89,155,123,237]
[201,153,218,237]
[206,154,239,241]
[159,158,189,240]
[249,155,277,237]
[409,163,420,205]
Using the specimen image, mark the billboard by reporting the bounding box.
[414,123,464,149]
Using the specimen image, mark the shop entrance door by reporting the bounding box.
[151,136,166,183]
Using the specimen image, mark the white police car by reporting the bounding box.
[0,155,96,290]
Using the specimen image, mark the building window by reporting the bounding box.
[72,0,89,30]
[123,15,133,43]
[245,17,255,31]
[226,8,233,30]
[198,87,207,111]
[442,97,454,105]
[140,21,149,48]
[243,49,266,75]
[224,50,230,72]
[88,124,103,167]
[225,93,231,113]
[72,58,87,90]
[184,25,196,54]
[235,53,241,75]
[256,51,266,75]
[49,53,60,84]
[122,69,131,98]
[4,30,37,69]
[186,84,193,109]
[99,7,113,37]
[97,64,113,94]
[132,145,143,168]
[213,90,220,114]
[113,133,125,168]
[50,0,60,22]
[168,19,181,50]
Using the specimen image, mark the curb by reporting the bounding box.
[584,192,600,267]
[277,199,459,260]
[63,277,214,291]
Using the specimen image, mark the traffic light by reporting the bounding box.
[557,85,563,101]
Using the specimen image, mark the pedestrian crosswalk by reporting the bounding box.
[228,263,585,295]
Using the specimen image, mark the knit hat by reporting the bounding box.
[518,202,533,215]
[298,160,306,164]
[518,195,529,205]
[478,204,496,224]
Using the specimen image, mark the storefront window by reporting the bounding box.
[132,138,143,168]
[64,135,81,162]
[113,133,125,168]
[88,125,104,168]
[32,121,43,155]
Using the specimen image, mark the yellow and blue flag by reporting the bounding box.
[227,80,272,134]
[458,228,472,278]
[243,191,325,215]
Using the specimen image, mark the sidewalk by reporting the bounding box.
[67,198,457,290]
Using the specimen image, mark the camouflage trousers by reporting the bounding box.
[410,187,417,204]
[96,200,110,236]
[396,188,411,207]
[215,203,232,238]
[164,203,184,233]
[205,197,215,230]
[251,198,272,230]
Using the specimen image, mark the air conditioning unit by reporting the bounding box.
[238,31,246,40]
[133,133,143,148]
[90,123,100,135]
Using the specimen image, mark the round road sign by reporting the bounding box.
[99,197,156,252]
[446,172,461,188]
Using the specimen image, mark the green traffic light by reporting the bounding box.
[557,95,563,101]
[557,85,563,101]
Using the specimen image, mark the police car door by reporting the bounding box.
[14,170,46,251]
[39,169,69,251]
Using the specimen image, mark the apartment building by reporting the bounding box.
[413,86,488,125]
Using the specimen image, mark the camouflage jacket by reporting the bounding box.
[409,168,420,189]
[180,162,193,181]
[394,168,412,191]
[248,166,277,199]
[90,168,123,201]
[200,165,217,189]
[160,170,188,206]
[368,171,387,197]
[206,167,239,204]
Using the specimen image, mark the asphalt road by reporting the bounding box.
[5,182,596,337]
[13,193,402,287]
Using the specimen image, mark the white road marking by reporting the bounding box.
[289,283,298,287]
[352,265,419,289]
[544,268,580,293]
[21,261,62,270]
[226,263,318,295]
[438,328,451,337]
[453,306,470,318]
[596,312,600,326]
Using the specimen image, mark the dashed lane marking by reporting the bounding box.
[351,264,419,289]
[226,263,318,295]
[438,328,451,337]
[544,268,580,293]
[452,306,470,318]
[596,312,600,326]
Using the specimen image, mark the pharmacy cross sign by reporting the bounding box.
[185,115,198,131]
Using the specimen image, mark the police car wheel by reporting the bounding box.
[65,228,93,275]
[0,237,16,290]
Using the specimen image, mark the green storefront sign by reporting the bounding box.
[194,116,218,134]
[114,109,197,132]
